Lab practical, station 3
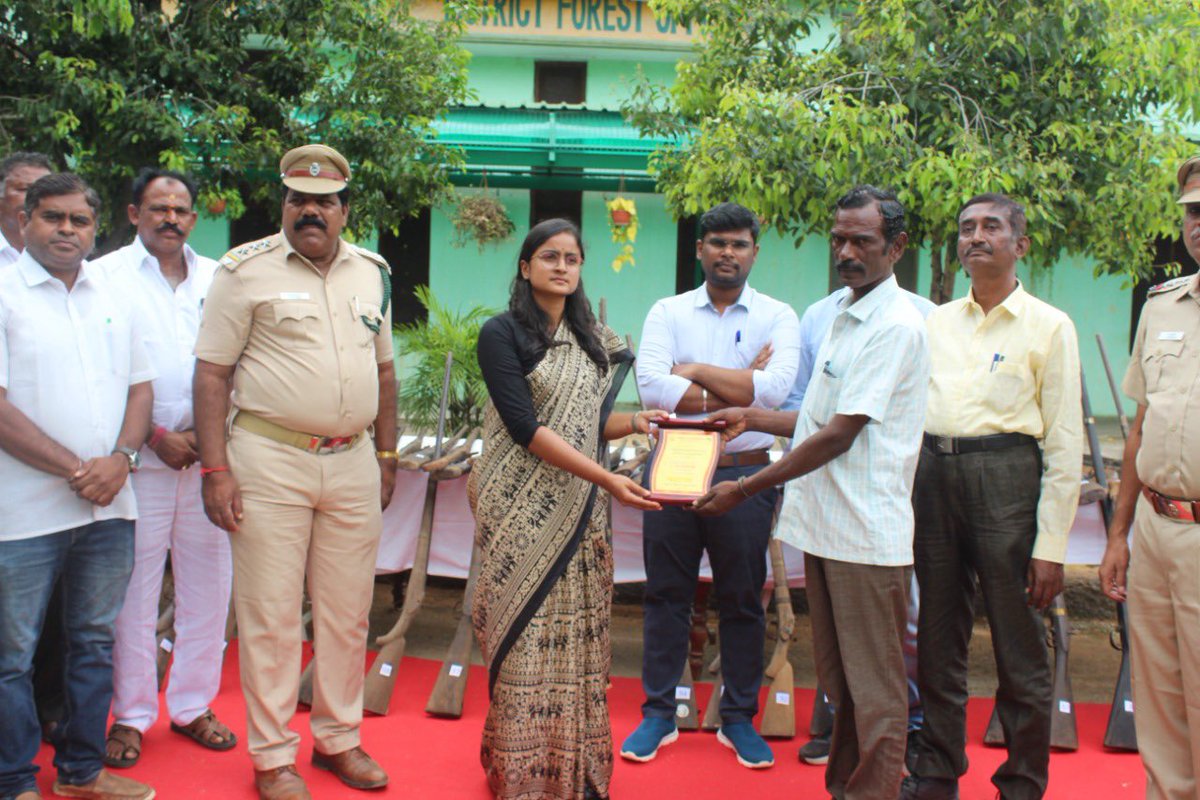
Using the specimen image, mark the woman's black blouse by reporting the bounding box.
[476,313,552,447]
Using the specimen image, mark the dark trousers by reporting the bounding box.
[33,580,67,729]
[640,464,777,725]
[911,442,1051,800]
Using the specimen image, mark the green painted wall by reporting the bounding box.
[464,55,676,109]
[190,215,230,260]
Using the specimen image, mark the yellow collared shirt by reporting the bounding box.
[925,282,1082,563]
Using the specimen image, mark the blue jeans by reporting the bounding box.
[0,519,135,798]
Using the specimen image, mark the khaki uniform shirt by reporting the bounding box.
[1122,273,1200,499]
[194,233,393,437]
[925,282,1083,563]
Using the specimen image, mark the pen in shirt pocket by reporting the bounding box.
[989,353,1006,372]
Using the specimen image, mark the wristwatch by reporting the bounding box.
[113,446,141,474]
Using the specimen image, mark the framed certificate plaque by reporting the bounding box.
[645,417,727,505]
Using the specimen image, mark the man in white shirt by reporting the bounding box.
[694,186,930,799]
[92,168,236,769]
[0,173,155,800]
[621,202,800,770]
[0,152,53,269]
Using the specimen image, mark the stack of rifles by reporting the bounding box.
[147,330,1139,749]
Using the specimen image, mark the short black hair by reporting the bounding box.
[24,173,101,219]
[958,192,1027,237]
[699,202,760,242]
[835,185,907,244]
[131,168,199,208]
[1,152,53,183]
[284,186,350,208]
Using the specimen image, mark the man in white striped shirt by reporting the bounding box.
[694,186,930,800]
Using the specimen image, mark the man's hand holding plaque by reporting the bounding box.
[645,416,727,505]
[690,408,754,515]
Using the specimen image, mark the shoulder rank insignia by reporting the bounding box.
[218,234,282,270]
[1147,275,1191,296]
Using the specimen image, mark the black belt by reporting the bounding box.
[923,432,1037,456]
[717,449,770,468]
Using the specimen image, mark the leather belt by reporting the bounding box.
[717,449,770,468]
[1143,486,1200,524]
[233,411,362,455]
[923,432,1037,456]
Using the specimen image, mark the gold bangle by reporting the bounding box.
[375,450,400,460]
[737,475,753,498]
[631,411,642,435]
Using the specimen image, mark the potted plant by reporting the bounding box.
[606,195,638,272]
[451,187,515,251]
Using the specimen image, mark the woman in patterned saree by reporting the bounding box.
[470,218,662,800]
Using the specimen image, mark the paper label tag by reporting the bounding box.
[1058,700,1071,713]
[379,663,393,677]
[159,638,174,653]
[448,664,463,677]
[674,686,692,700]
[675,703,690,718]
[1124,700,1134,713]
[1158,331,1184,341]
[774,691,791,705]
[280,291,311,300]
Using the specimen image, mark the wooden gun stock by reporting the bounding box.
[421,428,480,473]
[760,537,796,738]
[397,424,468,471]
[155,601,175,692]
[425,542,483,718]
[700,655,722,731]
[1087,349,1138,751]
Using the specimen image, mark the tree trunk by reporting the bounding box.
[928,238,945,304]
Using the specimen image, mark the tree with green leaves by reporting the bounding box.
[626,0,1200,300]
[0,0,478,245]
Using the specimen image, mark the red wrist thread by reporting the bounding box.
[148,426,168,448]
[200,465,229,478]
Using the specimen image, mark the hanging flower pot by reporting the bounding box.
[610,207,633,227]
[206,198,227,215]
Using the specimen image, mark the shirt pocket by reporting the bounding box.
[352,300,383,347]
[805,369,839,427]
[271,301,322,349]
[984,361,1031,412]
[1142,339,1185,393]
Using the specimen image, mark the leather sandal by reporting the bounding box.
[169,709,237,751]
[103,723,142,768]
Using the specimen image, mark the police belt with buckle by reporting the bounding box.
[1142,486,1200,524]
[922,432,1037,455]
[716,448,770,468]
[233,411,362,454]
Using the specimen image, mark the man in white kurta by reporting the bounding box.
[92,169,235,765]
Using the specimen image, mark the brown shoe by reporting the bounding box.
[52,768,154,799]
[16,790,42,800]
[312,746,388,790]
[253,765,311,800]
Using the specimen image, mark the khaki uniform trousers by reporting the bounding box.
[1128,492,1200,800]
[226,426,381,770]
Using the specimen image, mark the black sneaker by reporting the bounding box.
[898,775,959,800]
[797,733,831,765]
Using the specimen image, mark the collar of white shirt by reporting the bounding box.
[690,282,757,312]
[963,279,1029,318]
[16,248,98,290]
[835,273,901,321]
[125,234,201,286]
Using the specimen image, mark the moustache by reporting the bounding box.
[294,217,327,231]
[966,244,992,256]
[156,222,185,236]
[835,259,865,272]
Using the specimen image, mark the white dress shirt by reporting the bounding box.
[637,283,801,453]
[0,228,19,270]
[93,237,216,470]
[776,276,930,566]
[0,250,155,541]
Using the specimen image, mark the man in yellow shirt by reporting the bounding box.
[902,193,1082,800]
[1099,156,1200,800]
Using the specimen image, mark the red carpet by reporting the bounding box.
[34,643,1144,798]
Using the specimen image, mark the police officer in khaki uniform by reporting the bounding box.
[1100,155,1200,800]
[193,144,398,800]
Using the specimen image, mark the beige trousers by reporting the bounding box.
[226,427,381,770]
[1129,492,1200,800]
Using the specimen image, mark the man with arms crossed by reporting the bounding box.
[694,185,930,799]
[621,202,800,769]
[193,144,397,800]
[903,193,1082,800]
[1099,156,1200,800]
[0,173,154,800]
[93,168,235,767]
